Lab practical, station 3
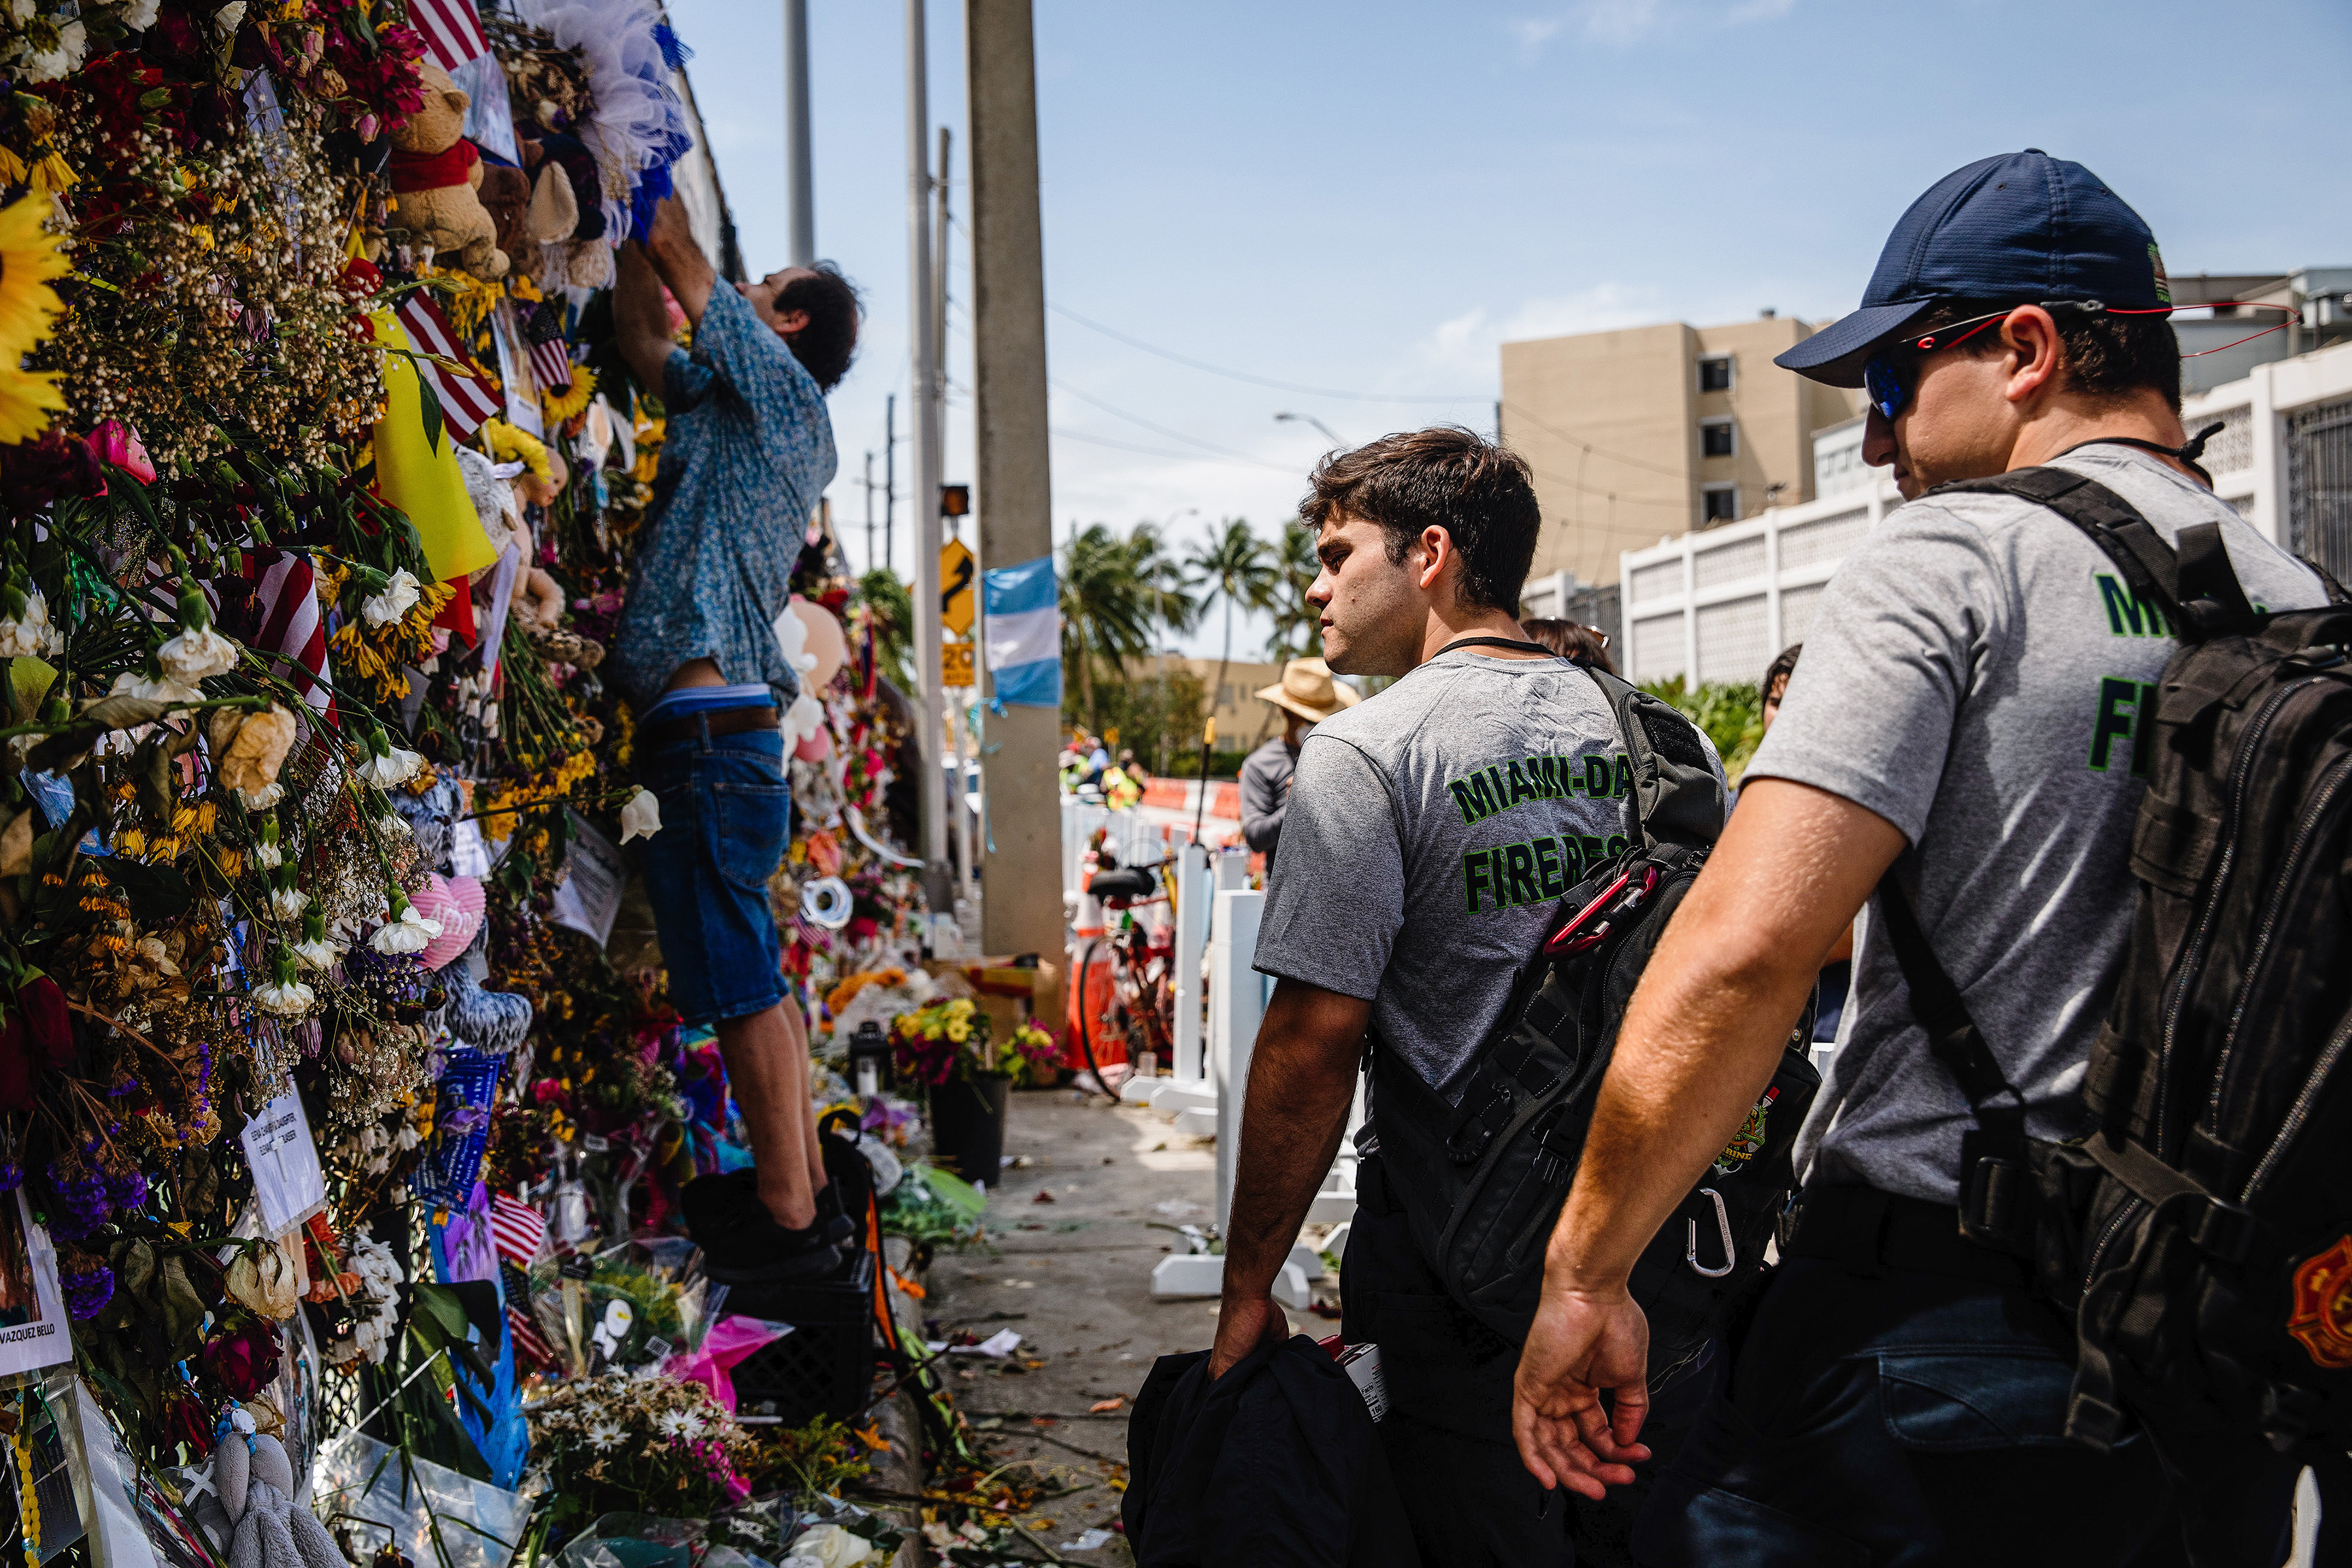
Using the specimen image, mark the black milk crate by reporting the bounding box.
[725,1249,879,1425]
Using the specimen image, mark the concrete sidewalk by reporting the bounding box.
[917,1085,1237,1565]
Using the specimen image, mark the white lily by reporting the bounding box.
[619,787,661,843]
[157,623,240,684]
[361,568,421,628]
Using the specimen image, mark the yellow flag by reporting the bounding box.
[368,310,499,583]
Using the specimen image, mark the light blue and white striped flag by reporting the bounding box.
[983,554,1061,709]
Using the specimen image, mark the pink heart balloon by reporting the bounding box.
[794,727,832,763]
[416,874,486,970]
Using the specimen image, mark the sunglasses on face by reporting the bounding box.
[1861,307,2024,421]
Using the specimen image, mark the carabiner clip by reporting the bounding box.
[1686,1187,1735,1279]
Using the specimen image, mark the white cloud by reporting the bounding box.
[1510,0,1793,53]
[1413,282,1667,380]
[1580,0,1662,44]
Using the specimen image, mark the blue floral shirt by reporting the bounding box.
[612,284,835,710]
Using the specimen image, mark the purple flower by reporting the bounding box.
[41,1171,112,1241]
[62,1264,112,1320]
[0,1164,22,1193]
[105,1169,148,1213]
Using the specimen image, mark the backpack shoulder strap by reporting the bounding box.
[1873,868,2033,1253]
[1581,667,1727,849]
[1931,467,2257,638]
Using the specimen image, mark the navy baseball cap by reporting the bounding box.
[1776,150,2172,388]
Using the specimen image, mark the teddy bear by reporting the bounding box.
[387,61,508,281]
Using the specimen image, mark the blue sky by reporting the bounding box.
[662,0,2352,659]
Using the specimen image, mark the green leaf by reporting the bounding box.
[415,368,445,455]
[157,1255,206,1356]
[410,1281,469,1345]
[110,1237,157,1303]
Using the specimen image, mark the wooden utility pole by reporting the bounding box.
[965,0,1060,978]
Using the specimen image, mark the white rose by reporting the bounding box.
[0,590,50,659]
[368,903,442,954]
[118,0,159,28]
[252,977,316,1017]
[250,841,284,870]
[270,887,308,920]
[619,787,661,843]
[237,782,286,811]
[109,668,205,708]
[358,745,424,791]
[290,936,341,971]
[157,623,240,684]
[361,568,421,629]
[210,1,243,34]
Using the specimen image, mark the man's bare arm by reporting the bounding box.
[639,195,714,327]
[613,241,679,395]
[1208,978,1369,1377]
[1512,779,1905,1493]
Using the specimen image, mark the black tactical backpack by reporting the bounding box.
[1883,465,2352,1465]
[1369,661,1821,1382]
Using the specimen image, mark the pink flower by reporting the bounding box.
[85,419,156,485]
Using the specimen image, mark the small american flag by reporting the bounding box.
[507,1302,559,1371]
[523,299,573,396]
[397,289,500,441]
[410,0,488,74]
[490,1190,548,1265]
[241,548,333,717]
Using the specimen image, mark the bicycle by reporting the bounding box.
[1076,848,1177,1092]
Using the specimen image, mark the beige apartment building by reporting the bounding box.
[1500,314,1863,587]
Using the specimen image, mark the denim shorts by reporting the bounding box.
[636,725,791,1026]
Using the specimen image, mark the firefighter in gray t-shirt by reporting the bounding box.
[1211,428,1672,1567]
[1512,151,2319,1565]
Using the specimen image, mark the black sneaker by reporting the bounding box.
[682,1171,843,1284]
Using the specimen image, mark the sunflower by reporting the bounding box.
[540,363,596,425]
[0,191,69,365]
[0,365,65,445]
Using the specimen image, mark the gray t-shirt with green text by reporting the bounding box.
[1252,650,1651,1101]
[1748,445,2327,1205]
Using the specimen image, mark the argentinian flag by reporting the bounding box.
[983,554,1062,708]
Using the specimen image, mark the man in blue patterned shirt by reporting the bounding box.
[613,194,862,1283]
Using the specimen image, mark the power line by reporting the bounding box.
[1046,300,1705,484]
[1049,380,1299,472]
[1048,301,1487,404]
[1052,425,1296,472]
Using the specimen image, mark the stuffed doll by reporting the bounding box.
[387,62,508,280]
[208,1414,343,1568]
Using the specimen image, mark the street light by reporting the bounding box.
[1274,411,1347,449]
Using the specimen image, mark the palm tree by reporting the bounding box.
[1058,523,1158,727]
[1265,520,1321,663]
[1185,518,1278,741]
[1126,520,1201,644]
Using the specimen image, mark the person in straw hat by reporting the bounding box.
[1238,657,1359,864]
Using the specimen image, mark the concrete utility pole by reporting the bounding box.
[906,0,950,911]
[965,0,1060,975]
[782,0,813,267]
